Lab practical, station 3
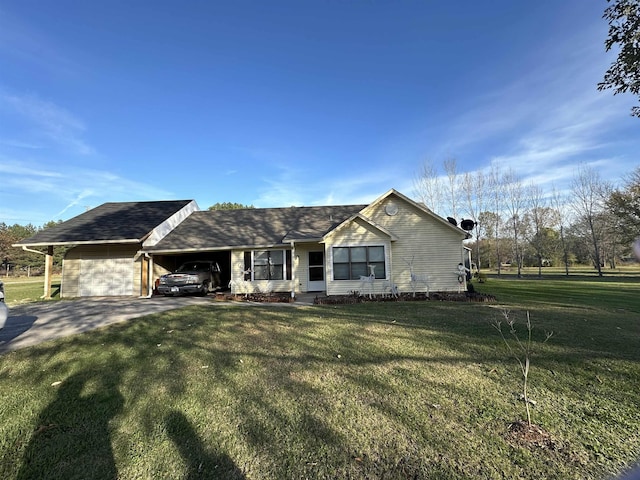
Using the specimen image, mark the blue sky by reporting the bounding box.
[1,0,638,225]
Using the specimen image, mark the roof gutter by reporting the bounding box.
[19,245,47,257]
[143,243,292,255]
[19,246,54,300]
[13,239,142,248]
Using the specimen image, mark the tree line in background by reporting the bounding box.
[0,221,69,276]
[414,161,640,278]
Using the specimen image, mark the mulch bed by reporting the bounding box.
[503,420,589,467]
[505,421,558,450]
[313,291,496,305]
[214,292,294,303]
[213,291,496,305]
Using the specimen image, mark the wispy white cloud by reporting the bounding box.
[427,21,637,193]
[0,139,43,149]
[249,159,407,208]
[0,157,63,178]
[1,92,94,155]
[55,189,95,218]
[0,157,175,223]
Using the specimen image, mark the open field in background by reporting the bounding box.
[0,272,639,479]
[1,275,61,306]
[487,264,640,278]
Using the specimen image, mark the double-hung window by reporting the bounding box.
[332,246,386,280]
[243,250,292,281]
[253,250,285,280]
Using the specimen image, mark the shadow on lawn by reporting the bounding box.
[16,367,123,479]
[166,410,246,479]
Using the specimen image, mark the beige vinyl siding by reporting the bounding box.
[364,196,466,293]
[229,249,294,294]
[324,218,392,296]
[62,244,141,297]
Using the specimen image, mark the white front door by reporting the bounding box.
[307,251,325,292]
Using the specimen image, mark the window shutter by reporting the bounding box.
[244,252,251,281]
[286,250,292,280]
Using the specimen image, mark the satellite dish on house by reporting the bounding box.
[460,219,476,231]
[447,217,458,226]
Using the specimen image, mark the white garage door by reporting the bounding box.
[79,257,134,296]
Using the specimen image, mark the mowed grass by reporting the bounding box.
[0,275,639,479]
[1,276,61,306]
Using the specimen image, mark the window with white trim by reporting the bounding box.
[332,246,386,280]
[249,250,292,280]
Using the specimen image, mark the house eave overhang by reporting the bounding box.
[12,238,143,248]
[144,242,293,255]
[283,237,324,244]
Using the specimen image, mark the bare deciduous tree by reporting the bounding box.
[462,170,486,272]
[571,165,609,277]
[489,165,505,275]
[413,159,443,214]
[444,158,459,220]
[526,184,558,277]
[550,185,572,276]
[503,169,527,278]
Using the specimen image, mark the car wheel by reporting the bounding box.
[199,282,209,296]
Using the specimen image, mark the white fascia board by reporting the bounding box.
[12,239,141,248]
[145,243,291,255]
[142,200,199,248]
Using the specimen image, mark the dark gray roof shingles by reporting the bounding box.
[146,204,366,251]
[15,200,193,245]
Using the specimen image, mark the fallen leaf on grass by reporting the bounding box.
[518,394,537,406]
[34,424,57,435]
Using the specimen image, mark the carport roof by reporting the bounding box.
[14,200,194,246]
[144,204,366,252]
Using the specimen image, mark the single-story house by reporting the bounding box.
[14,189,471,299]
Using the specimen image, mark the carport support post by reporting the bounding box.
[44,245,53,299]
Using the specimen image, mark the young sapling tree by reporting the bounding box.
[492,309,553,428]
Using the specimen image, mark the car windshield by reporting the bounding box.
[176,263,209,273]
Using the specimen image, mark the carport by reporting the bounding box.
[151,251,232,292]
[13,200,198,298]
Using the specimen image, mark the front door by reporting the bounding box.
[307,251,325,291]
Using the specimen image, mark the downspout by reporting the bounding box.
[21,246,53,299]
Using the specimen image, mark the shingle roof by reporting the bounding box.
[15,200,193,246]
[145,204,366,252]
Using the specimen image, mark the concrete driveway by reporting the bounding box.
[0,296,211,354]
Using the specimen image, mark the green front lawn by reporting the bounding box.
[1,276,61,306]
[0,276,639,479]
